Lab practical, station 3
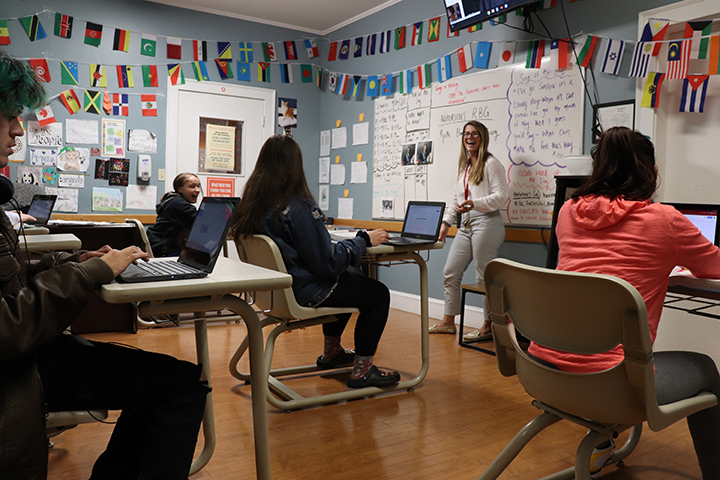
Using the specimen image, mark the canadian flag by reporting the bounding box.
[36,105,55,126]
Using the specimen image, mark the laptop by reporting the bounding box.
[667,202,720,246]
[384,201,446,246]
[25,194,58,226]
[117,197,238,283]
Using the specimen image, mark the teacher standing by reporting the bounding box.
[429,121,508,340]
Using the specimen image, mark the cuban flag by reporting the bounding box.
[680,75,709,113]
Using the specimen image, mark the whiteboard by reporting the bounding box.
[372,60,585,226]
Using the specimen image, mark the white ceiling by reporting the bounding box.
[145,0,403,36]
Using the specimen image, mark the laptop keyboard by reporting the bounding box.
[134,261,200,276]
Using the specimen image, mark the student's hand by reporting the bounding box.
[439,223,450,243]
[18,212,36,223]
[367,229,389,246]
[100,246,150,277]
[78,245,112,262]
[457,199,474,214]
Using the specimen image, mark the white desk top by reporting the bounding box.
[365,241,444,255]
[99,256,292,304]
[21,233,81,252]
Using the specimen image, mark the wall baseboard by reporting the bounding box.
[389,290,484,329]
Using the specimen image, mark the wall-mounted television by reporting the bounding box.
[445,0,540,32]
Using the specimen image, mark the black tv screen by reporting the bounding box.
[445,0,540,32]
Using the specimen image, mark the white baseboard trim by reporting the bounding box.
[389,289,485,329]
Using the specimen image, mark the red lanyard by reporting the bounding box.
[463,165,470,200]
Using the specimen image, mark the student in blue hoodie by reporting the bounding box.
[147,172,201,256]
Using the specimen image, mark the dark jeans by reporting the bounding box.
[317,271,391,357]
[655,351,720,480]
[37,335,209,480]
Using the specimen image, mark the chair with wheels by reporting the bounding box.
[46,409,109,447]
[480,258,718,480]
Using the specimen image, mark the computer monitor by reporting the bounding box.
[666,203,720,246]
[445,0,540,32]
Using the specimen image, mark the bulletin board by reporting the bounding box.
[372,60,585,226]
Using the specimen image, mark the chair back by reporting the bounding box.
[125,218,154,257]
[484,258,716,431]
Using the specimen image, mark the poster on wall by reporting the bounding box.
[277,97,297,129]
[206,177,235,197]
[57,147,90,172]
[46,187,79,213]
[126,185,157,210]
[92,187,123,212]
[65,119,99,144]
[198,117,243,174]
[102,118,126,157]
[27,121,62,147]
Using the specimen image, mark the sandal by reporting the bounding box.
[316,349,355,370]
[429,324,457,334]
[463,330,492,342]
[347,365,400,388]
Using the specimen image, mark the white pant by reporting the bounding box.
[443,210,505,318]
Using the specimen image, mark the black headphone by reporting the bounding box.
[0,174,14,205]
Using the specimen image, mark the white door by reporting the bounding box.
[166,80,275,198]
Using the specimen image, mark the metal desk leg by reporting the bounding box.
[190,319,216,475]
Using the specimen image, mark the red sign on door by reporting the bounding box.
[206,177,235,197]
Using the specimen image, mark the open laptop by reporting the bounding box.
[384,201,446,246]
[667,202,720,246]
[25,194,57,226]
[117,197,238,283]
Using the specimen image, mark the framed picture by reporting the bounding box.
[592,100,635,144]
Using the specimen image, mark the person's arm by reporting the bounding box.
[163,197,198,230]
[471,157,509,212]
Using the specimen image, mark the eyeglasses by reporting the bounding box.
[463,131,480,138]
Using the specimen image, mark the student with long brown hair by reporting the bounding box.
[231,135,400,388]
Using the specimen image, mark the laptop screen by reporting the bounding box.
[179,197,238,268]
[403,201,445,238]
[667,203,720,246]
[27,195,57,224]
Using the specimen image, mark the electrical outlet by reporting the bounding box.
[158,169,165,181]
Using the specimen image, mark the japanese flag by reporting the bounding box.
[499,42,516,67]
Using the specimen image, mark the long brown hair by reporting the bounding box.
[457,121,492,185]
[572,127,658,201]
[230,135,314,239]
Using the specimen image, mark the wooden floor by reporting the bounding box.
[47,309,702,480]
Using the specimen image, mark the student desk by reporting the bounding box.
[17,225,50,235]
[20,233,81,253]
[98,256,292,479]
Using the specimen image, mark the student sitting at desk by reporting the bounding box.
[147,172,201,256]
[529,127,720,479]
[231,134,401,388]
[0,51,208,480]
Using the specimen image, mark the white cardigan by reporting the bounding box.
[442,155,509,225]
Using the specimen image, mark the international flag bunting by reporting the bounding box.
[305,39,319,58]
[238,42,252,63]
[709,35,720,75]
[262,42,277,61]
[84,22,103,47]
[112,93,129,116]
[167,37,182,59]
[29,59,51,82]
[167,64,185,85]
[84,89,102,115]
[280,64,293,84]
[116,65,134,88]
[629,42,653,77]
[336,74,349,95]
[103,89,112,114]
[412,22,423,46]
[194,40,208,61]
[457,43,473,73]
[641,20,669,56]
[526,40,545,69]
[601,39,624,75]
[141,34,157,57]
[90,64,107,87]
[328,42,338,61]
[640,72,665,108]
[400,70,413,95]
[551,39,570,70]
[680,75,709,113]
[447,22,458,38]
[437,55,452,82]
[354,37,363,58]
[301,64,313,83]
[339,39,350,60]
[395,26,406,50]
[36,105,55,126]
[418,64,432,89]
[113,29,130,52]
[499,42,516,67]
[0,20,10,45]
[215,59,233,80]
[142,65,158,87]
[60,89,81,114]
[666,40,690,80]
[54,13,73,39]
[474,42,491,69]
[367,75,379,96]
[366,34,376,56]
[141,94,157,117]
[61,61,79,85]
[376,32,391,56]
[540,0,557,9]
[380,73,392,96]
[284,41,297,60]
[328,72,338,92]
[493,14,507,25]
[575,35,598,68]
[468,24,481,33]
[258,62,270,82]
[685,21,712,60]
[316,67,323,88]
[237,62,251,81]
[351,76,362,96]
[20,15,47,41]
[428,17,440,42]
[192,61,209,81]
[218,41,232,59]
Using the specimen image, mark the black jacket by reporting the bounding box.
[146,193,197,256]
